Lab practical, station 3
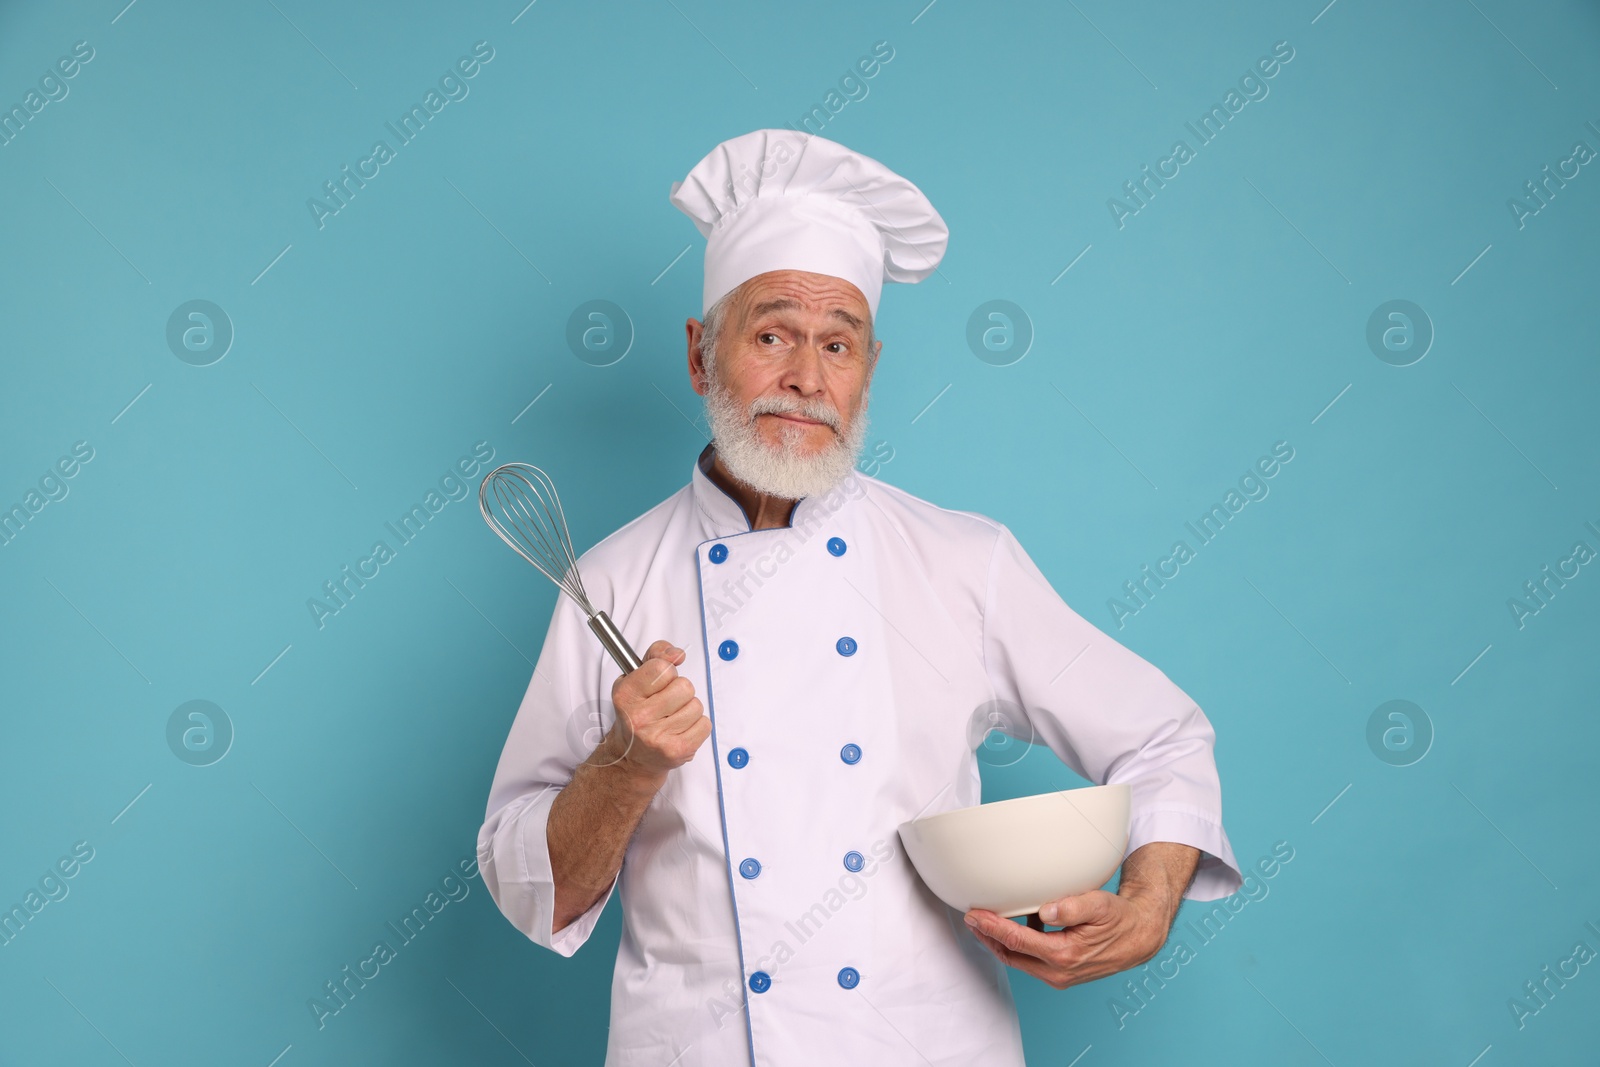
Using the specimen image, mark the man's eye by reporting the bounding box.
[826,342,846,353]
[758,333,780,345]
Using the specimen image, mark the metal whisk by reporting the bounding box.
[478,462,643,674]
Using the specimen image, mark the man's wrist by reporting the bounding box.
[1117,842,1201,941]
[584,748,666,800]
[1118,881,1182,933]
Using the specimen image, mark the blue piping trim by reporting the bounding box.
[695,539,760,1067]
[692,442,842,1062]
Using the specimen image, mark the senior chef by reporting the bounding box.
[477,128,1244,1066]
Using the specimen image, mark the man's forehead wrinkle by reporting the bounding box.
[745,296,867,333]
[748,297,802,318]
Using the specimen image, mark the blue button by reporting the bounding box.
[718,639,739,661]
[739,857,761,879]
[843,851,865,872]
[840,743,861,765]
[837,966,860,989]
[709,543,728,564]
[727,747,749,769]
[749,970,771,993]
[836,636,857,657]
[827,537,847,557]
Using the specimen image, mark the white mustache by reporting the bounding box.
[746,394,842,432]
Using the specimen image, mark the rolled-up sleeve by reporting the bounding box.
[477,592,620,956]
[979,523,1243,901]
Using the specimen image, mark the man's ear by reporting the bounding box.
[687,318,708,395]
[862,338,882,382]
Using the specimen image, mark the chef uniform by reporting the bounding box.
[477,129,1244,1067]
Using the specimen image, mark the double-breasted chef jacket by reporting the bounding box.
[478,442,1243,1066]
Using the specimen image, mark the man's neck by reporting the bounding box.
[703,446,799,531]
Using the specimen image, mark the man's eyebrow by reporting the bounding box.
[830,307,865,331]
[747,298,865,333]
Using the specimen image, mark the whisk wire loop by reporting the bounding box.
[478,462,644,681]
[483,462,591,613]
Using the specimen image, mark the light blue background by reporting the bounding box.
[2,0,1598,1063]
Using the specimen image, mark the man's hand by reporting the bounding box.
[549,639,710,932]
[962,841,1200,990]
[593,639,711,783]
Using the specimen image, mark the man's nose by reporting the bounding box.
[780,343,826,395]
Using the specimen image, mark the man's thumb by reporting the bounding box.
[1039,893,1091,926]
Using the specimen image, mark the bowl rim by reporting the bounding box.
[898,782,1130,835]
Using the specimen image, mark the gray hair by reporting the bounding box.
[698,286,877,380]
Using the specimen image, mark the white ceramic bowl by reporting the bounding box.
[898,784,1130,919]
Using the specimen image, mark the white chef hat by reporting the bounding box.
[668,128,948,320]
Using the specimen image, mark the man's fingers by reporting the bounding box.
[606,640,709,772]
[971,928,1011,961]
[971,928,1043,980]
[967,913,1089,990]
[664,697,707,735]
[682,714,713,747]
[627,646,683,697]
[639,641,683,667]
[966,910,1060,961]
[636,640,683,679]
[967,910,1023,950]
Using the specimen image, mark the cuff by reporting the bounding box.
[479,786,620,958]
[1125,807,1243,902]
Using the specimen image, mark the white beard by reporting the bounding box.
[702,368,870,500]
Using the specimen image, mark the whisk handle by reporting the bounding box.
[587,610,643,674]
